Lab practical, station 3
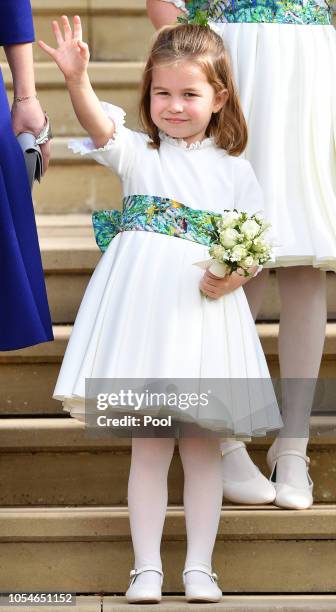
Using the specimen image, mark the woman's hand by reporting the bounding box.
[147,0,185,29]
[199,268,255,298]
[12,97,51,174]
[38,15,89,84]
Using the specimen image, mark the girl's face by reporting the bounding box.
[150,60,227,144]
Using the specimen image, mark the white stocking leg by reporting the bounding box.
[127,437,175,586]
[178,437,222,586]
[243,268,270,321]
[274,266,327,486]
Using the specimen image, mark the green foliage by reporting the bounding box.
[177,8,210,25]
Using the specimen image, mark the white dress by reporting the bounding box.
[53,103,282,437]
[162,0,336,271]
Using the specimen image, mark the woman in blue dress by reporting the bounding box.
[0,0,53,350]
[147,0,336,509]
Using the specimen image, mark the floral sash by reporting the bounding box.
[186,0,331,25]
[92,195,222,253]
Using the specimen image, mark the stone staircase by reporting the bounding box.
[0,1,336,609]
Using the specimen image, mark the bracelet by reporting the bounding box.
[14,94,38,103]
[35,112,53,145]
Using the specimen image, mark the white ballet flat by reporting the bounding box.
[183,566,222,603]
[221,441,276,504]
[125,565,163,603]
[266,447,313,510]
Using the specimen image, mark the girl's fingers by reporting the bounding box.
[61,15,73,41]
[199,280,217,297]
[206,271,224,281]
[203,273,221,287]
[52,20,64,46]
[38,39,56,58]
[205,277,219,287]
[73,15,83,41]
[78,40,90,60]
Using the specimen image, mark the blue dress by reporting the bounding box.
[0,0,53,350]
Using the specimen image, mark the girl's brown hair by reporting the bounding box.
[139,24,247,155]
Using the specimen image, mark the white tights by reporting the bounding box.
[128,436,222,586]
[221,266,327,487]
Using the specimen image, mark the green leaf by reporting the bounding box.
[187,9,209,26]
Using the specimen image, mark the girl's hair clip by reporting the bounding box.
[177,9,209,26]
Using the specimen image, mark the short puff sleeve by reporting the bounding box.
[68,102,138,179]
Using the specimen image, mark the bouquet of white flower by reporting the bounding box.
[195,209,273,278]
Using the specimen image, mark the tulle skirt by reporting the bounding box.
[211,22,336,270]
[54,230,282,436]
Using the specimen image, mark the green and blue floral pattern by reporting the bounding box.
[92,195,223,253]
[186,0,332,24]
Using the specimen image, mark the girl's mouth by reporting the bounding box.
[164,118,188,124]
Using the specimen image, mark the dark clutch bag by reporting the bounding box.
[17,132,43,190]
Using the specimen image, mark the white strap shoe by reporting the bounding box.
[183,565,222,602]
[221,441,276,504]
[267,447,313,510]
[125,565,163,603]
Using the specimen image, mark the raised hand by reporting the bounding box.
[38,15,90,82]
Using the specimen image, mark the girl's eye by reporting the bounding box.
[184,93,197,97]
[157,91,169,96]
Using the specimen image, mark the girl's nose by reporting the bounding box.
[168,98,184,113]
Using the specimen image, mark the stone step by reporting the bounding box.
[0,504,335,592]
[1,595,335,612]
[1,324,336,415]
[98,595,336,612]
[0,1,153,63]
[105,596,336,611]
[104,596,336,611]
[0,417,334,505]
[34,138,122,214]
[2,62,143,136]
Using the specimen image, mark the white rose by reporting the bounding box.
[230,245,247,262]
[254,213,264,223]
[209,244,227,261]
[241,219,260,239]
[220,210,240,228]
[220,228,240,248]
[241,255,255,268]
[253,237,268,253]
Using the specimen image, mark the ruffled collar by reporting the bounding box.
[159,130,214,150]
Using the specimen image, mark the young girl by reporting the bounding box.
[147,0,336,510]
[39,17,282,603]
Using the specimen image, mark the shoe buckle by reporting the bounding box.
[129,568,140,585]
[211,572,218,583]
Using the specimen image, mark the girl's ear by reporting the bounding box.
[213,89,229,113]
